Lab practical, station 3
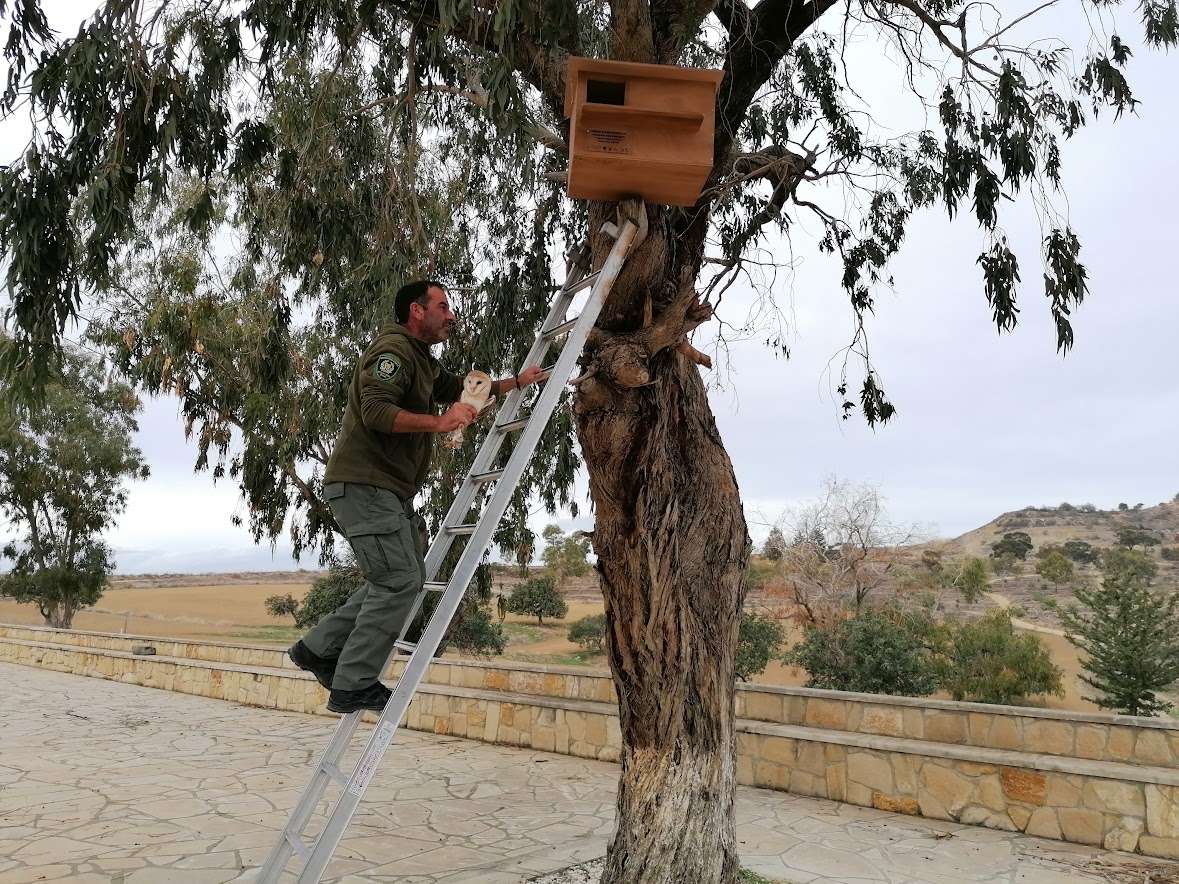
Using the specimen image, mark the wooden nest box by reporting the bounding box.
[563,57,723,207]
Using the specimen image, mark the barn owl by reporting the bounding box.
[444,370,495,448]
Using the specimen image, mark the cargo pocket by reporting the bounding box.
[345,519,405,586]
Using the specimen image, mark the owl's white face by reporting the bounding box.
[464,372,492,399]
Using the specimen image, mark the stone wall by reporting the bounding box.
[4,623,1179,859]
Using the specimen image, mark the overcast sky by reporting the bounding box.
[4,2,1177,573]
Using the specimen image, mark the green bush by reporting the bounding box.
[786,610,940,696]
[939,610,1063,705]
[735,612,786,681]
[568,613,608,652]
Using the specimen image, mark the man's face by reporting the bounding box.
[412,286,457,345]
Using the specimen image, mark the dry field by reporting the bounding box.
[0,573,1102,713]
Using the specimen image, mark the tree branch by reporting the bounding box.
[716,0,840,157]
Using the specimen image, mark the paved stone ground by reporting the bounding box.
[2,663,1177,884]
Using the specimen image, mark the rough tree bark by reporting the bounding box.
[573,205,751,884]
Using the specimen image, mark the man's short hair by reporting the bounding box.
[395,280,445,323]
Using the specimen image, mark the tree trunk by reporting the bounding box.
[47,604,76,629]
[574,230,751,884]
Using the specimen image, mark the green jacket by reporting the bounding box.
[324,323,465,499]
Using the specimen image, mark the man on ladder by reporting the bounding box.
[288,279,545,714]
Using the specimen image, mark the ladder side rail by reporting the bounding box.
[420,250,596,579]
[255,713,365,883]
[291,222,637,884]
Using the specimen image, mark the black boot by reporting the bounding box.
[327,682,393,714]
[288,640,337,690]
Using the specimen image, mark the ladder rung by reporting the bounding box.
[496,417,529,433]
[445,524,478,536]
[394,640,417,653]
[471,469,505,484]
[564,270,601,295]
[321,763,348,786]
[541,316,579,339]
[286,832,311,859]
[423,581,447,593]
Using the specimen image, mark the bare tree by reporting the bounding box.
[770,476,924,625]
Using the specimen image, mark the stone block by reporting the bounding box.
[846,781,873,808]
[1146,785,1179,838]
[859,706,904,737]
[956,762,996,777]
[789,769,824,798]
[760,736,795,765]
[826,765,847,803]
[988,716,1021,751]
[1104,817,1144,853]
[1108,727,1135,761]
[1047,775,1083,809]
[753,761,788,791]
[903,707,925,739]
[1025,808,1062,840]
[1136,730,1173,766]
[848,752,894,793]
[1009,806,1032,830]
[1025,720,1075,755]
[968,713,990,744]
[1138,835,1179,860]
[1075,725,1108,760]
[975,775,1007,813]
[805,699,848,730]
[891,755,918,793]
[923,764,972,816]
[1058,808,1104,845]
[484,671,509,691]
[927,713,968,744]
[1000,768,1047,805]
[543,674,567,698]
[796,742,826,776]
[873,794,919,815]
[917,792,952,821]
[743,691,784,723]
[1082,781,1144,817]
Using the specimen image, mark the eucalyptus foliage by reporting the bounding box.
[0,0,1174,564]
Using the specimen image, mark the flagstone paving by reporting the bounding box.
[2,662,1177,883]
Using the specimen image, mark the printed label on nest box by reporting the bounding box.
[586,129,631,153]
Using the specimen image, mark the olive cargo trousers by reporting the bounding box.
[300,482,426,691]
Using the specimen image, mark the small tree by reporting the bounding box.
[990,532,1034,561]
[569,614,608,653]
[1060,551,1179,716]
[0,340,149,628]
[939,611,1063,706]
[786,610,940,697]
[734,612,786,681]
[1035,552,1075,588]
[990,554,1022,578]
[540,524,591,587]
[1116,525,1161,550]
[944,557,991,603]
[762,528,786,562]
[506,577,568,625]
[1062,540,1099,565]
[265,594,300,619]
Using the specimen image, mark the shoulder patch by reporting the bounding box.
[373,353,402,382]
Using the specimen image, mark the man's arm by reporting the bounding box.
[492,365,546,397]
[391,404,477,434]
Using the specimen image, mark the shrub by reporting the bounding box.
[568,614,608,652]
[939,611,1063,705]
[786,610,940,696]
[735,612,786,681]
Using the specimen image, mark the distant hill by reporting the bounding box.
[937,499,1179,560]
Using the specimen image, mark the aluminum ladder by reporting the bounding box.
[255,215,641,883]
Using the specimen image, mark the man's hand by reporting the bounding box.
[517,365,545,387]
[436,402,478,432]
